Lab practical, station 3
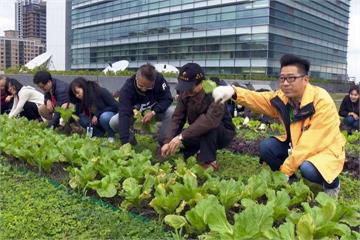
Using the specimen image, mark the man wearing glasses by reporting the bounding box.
[212,54,345,197]
[110,63,173,145]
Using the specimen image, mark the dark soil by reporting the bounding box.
[227,136,359,179]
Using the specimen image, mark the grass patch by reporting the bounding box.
[0,161,170,239]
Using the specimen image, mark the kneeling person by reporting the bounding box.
[110,63,173,145]
[33,70,70,128]
[161,63,236,170]
[212,54,345,196]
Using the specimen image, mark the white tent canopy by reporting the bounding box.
[24,52,53,70]
[103,60,129,74]
[154,63,179,74]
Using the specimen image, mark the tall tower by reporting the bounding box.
[15,0,46,45]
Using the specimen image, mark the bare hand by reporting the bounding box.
[46,100,54,111]
[349,112,359,120]
[91,116,98,125]
[168,136,182,155]
[5,95,12,103]
[142,111,155,124]
[161,143,170,157]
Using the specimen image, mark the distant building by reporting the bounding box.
[70,0,350,81]
[46,0,71,70]
[0,30,45,70]
[15,0,46,45]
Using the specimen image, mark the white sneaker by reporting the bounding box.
[258,123,266,131]
[324,182,340,199]
[243,117,250,126]
[59,117,65,126]
[108,137,115,143]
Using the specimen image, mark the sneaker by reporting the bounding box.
[108,137,115,143]
[324,182,340,198]
[200,161,220,171]
[243,117,250,126]
[258,123,266,131]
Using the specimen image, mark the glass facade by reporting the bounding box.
[71,0,349,80]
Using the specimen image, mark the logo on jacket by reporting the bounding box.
[162,83,167,90]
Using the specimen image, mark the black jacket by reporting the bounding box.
[74,87,118,119]
[118,74,173,143]
[45,78,69,127]
[339,95,359,117]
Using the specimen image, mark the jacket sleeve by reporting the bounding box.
[94,88,118,118]
[280,97,344,176]
[181,101,225,140]
[164,98,187,143]
[338,96,348,117]
[118,85,135,144]
[152,76,173,114]
[234,87,279,119]
[55,81,70,106]
[8,89,31,118]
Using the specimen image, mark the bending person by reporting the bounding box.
[5,78,44,120]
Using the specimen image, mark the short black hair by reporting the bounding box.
[33,70,52,85]
[349,85,359,95]
[137,63,157,82]
[280,54,310,75]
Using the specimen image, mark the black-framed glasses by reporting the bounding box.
[279,75,305,83]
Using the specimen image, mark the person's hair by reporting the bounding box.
[0,75,6,81]
[280,54,310,75]
[69,77,100,111]
[5,78,23,95]
[33,70,52,85]
[349,85,359,95]
[137,63,157,82]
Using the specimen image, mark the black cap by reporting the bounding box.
[176,63,205,92]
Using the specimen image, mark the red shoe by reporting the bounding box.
[200,161,219,171]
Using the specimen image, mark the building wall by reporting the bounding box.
[46,0,71,70]
[15,0,46,45]
[70,0,350,81]
[0,36,45,70]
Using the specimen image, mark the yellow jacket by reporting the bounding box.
[234,84,346,183]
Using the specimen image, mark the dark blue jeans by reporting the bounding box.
[259,137,339,189]
[343,115,359,130]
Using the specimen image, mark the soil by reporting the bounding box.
[227,136,360,179]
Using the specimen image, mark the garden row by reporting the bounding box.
[228,117,360,179]
[0,116,359,239]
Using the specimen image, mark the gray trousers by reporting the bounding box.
[109,106,174,145]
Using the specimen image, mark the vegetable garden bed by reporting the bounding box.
[0,116,359,239]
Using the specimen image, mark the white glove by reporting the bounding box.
[212,86,235,103]
[258,123,266,131]
[59,117,65,127]
[243,116,250,126]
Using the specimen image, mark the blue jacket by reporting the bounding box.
[118,74,173,144]
[45,78,69,127]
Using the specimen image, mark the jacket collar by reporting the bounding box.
[272,84,316,122]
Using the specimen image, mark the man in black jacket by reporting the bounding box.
[33,71,70,127]
[109,64,173,145]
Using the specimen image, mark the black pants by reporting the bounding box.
[0,101,13,114]
[20,102,41,120]
[182,123,235,164]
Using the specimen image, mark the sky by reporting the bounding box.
[0,0,359,82]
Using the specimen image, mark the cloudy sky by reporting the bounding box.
[0,0,359,81]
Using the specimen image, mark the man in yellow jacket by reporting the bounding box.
[213,54,346,197]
